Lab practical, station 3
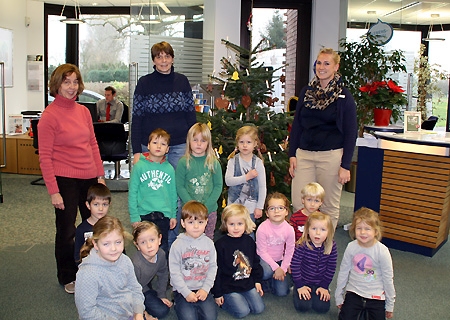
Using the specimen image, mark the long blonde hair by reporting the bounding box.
[184,122,217,171]
[220,203,256,235]
[79,216,125,261]
[227,125,263,161]
[297,212,334,255]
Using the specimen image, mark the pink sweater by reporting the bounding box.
[38,94,104,195]
[256,219,296,273]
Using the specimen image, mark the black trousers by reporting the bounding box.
[339,291,386,320]
[54,176,97,285]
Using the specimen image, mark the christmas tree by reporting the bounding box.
[198,39,293,211]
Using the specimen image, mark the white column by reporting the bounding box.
[204,0,241,74]
[310,0,348,78]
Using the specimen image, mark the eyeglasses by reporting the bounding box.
[267,206,287,212]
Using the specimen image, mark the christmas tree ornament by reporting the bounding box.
[215,96,229,110]
[207,121,212,130]
[270,171,276,187]
[206,83,214,92]
[260,143,267,154]
[279,74,286,83]
[231,71,240,81]
[242,95,252,108]
[218,145,223,154]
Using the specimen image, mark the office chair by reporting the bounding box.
[121,101,129,124]
[30,119,45,186]
[421,115,438,130]
[287,96,298,112]
[93,122,128,181]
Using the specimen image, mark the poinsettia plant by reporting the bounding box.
[359,79,407,123]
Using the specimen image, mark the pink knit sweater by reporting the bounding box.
[38,94,104,195]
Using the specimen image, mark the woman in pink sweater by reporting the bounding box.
[38,64,105,294]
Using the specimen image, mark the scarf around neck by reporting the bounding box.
[303,74,344,110]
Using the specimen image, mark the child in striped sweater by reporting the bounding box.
[290,212,337,314]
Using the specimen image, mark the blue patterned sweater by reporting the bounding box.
[131,66,195,153]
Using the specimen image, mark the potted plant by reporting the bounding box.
[359,79,407,126]
[339,34,407,136]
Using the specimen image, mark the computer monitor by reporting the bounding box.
[78,102,98,124]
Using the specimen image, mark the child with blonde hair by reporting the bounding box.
[291,212,337,314]
[225,125,266,224]
[256,192,295,296]
[132,222,172,320]
[290,182,325,241]
[212,204,265,318]
[335,207,395,320]
[176,122,223,240]
[75,216,144,320]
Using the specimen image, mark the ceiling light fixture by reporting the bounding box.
[60,0,85,24]
[367,11,377,15]
[157,2,171,14]
[138,3,162,24]
[384,1,421,17]
[423,14,445,41]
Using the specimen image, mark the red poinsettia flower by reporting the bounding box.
[387,79,405,93]
[358,78,407,112]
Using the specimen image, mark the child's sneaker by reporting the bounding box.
[64,281,75,294]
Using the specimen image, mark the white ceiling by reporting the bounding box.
[32,0,450,25]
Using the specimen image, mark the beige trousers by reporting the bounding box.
[291,148,343,229]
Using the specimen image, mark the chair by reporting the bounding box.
[421,115,438,130]
[287,96,298,112]
[30,119,45,186]
[121,101,129,124]
[93,122,128,180]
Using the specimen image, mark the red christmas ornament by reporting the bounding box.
[241,95,252,108]
[279,74,286,83]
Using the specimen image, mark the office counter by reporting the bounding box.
[0,134,41,175]
[355,131,450,256]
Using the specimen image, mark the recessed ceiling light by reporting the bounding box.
[390,0,402,2]
[431,14,440,18]
[367,11,377,15]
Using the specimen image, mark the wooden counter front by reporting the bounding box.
[0,134,41,175]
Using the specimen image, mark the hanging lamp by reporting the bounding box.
[60,0,85,24]
[423,14,445,41]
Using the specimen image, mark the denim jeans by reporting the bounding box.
[221,288,265,318]
[144,289,170,319]
[166,143,185,248]
[174,291,218,320]
[339,291,386,320]
[259,258,290,296]
[293,285,330,314]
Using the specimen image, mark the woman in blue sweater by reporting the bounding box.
[131,41,195,168]
[288,47,357,229]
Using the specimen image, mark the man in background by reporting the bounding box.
[96,86,124,123]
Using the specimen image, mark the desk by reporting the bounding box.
[355,132,450,256]
[0,134,41,174]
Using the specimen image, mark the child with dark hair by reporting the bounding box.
[74,183,111,266]
[169,201,218,320]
